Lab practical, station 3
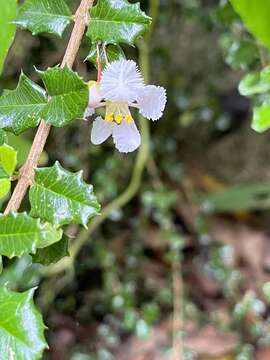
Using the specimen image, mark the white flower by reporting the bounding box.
[85,60,167,153]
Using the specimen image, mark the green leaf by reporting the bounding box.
[0,74,47,135]
[15,0,72,37]
[0,144,17,199]
[87,0,151,45]
[0,286,47,359]
[239,67,270,96]
[30,161,100,226]
[252,104,270,133]
[0,130,7,145]
[38,66,89,127]
[32,234,69,265]
[0,144,17,176]
[0,212,63,258]
[6,133,48,168]
[0,179,11,199]
[0,256,40,291]
[220,35,257,71]
[230,0,270,49]
[201,182,270,213]
[0,166,7,179]
[0,0,17,74]
[86,43,126,68]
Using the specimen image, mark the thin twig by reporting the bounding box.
[96,42,102,82]
[4,0,94,214]
[103,43,109,65]
[172,256,184,360]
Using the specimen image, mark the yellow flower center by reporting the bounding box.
[105,101,133,124]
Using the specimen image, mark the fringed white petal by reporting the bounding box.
[112,121,141,153]
[101,60,145,102]
[91,116,113,145]
[137,85,167,121]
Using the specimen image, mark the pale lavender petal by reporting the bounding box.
[91,116,113,145]
[137,85,167,121]
[112,121,141,153]
[84,82,103,119]
[88,81,103,107]
[101,60,144,102]
[84,106,95,119]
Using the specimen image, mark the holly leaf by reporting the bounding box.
[239,67,270,96]
[0,0,17,74]
[0,144,17,199]
[0,286,47,359]
[86,43,126,68]
[30,161,100,227]
[38,66,89,127]
[15,0,72,37]
[0,144,17,176]
[252,104,270,133]
[0,165,7,179]
[87,0,151,45]
[0,130,7,145]
[0,179,10,199]
[32,234,69,265]
[230,0,270,49]
[0,212,63,258]
[0,74,47,135]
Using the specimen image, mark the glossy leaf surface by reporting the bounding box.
[30,162,100,226]
[38,66,89,127]
[0,286,47,359]
[0,213,63,258]
[32,235,69,265]
[0,74,47,135]
[0,0,17,74]
[87,0,151,45]
[15,0,72,37]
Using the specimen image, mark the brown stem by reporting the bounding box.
[4,0,94,214]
